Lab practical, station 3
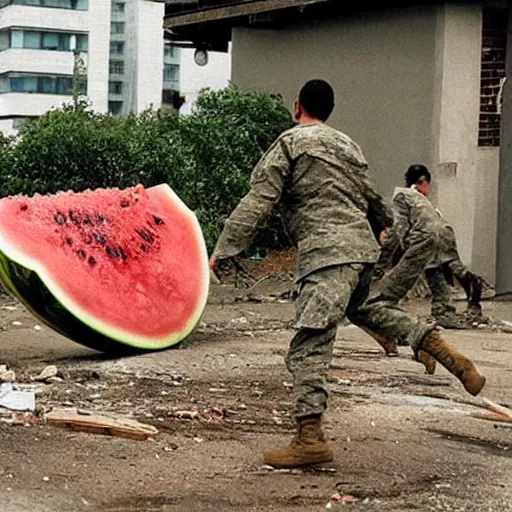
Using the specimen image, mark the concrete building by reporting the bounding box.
[0,0,168,131]
[178,44,231,115]
[0,0,111,134]
[108,0,164,116]
[165,0,512,292]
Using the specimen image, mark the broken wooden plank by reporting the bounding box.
[471,410,512,424]
[482,398,512,420]
[45,408,158,440]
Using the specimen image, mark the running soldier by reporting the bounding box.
[210,81,485,469]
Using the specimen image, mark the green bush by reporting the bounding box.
[0,88,294,252]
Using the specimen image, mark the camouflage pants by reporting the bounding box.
[289,264,435,418]
[377,237,436,302]
[425,267,456,317]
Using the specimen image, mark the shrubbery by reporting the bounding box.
[0,87,294,252]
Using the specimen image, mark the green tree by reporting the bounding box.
[0,86,294,252]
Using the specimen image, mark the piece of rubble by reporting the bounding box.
[34,365,58,382]
[45,408,158,440]
[0,383,35,411]
[0,367,15,382]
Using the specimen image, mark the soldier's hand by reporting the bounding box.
[209,256,256,288]
[378,228,389,246]
[210,256,235,281]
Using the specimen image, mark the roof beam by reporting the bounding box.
[164,0,329,28]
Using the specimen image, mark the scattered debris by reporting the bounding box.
[472,398,512,425]
[326,494,360,508]
[0,383,35,411]
[45,408,158,440]
[1,305,17,311]
[11,411,38,426]
[0,365,15,382]
[11,321,22,327]
[33,325,42,331]
[167,407,224,423]
[208,387,227,393]
[34,365,58,382]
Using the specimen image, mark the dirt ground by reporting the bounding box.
[1,277,512,511]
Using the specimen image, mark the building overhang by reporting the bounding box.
[159,0,336,52]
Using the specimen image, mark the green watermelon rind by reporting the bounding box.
[0,184,210,353]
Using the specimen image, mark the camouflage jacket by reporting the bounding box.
[375,186,448,273]
[212,123,392,280]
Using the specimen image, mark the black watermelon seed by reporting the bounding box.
[136,229,154,244]
[120,199,130,208]
[77,250,86,260]
[140,244,148,253]
[20,204,28,211]
[65,237,73,246]
[54,212,66,225]
[88,256,96,266]
[93,233,106,245]
[105,246,120,258]
[118,247,127,261]
[97,215,106,224]
[153,216,164,226]
[83,215,92,225]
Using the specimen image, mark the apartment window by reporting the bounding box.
[109,60,124,75]
[0,72,82,95]
[478,7,509,147]
[112,2,124,14]
[0,29,88,52]
[164,44,177,58]
[110,41,124,55]
[108,101,123,116]
[109,81,122,95]
[163,64,178,81]
[0,0,88,9]
[111,22,124,35]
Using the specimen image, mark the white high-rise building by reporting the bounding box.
[0,0,111,134]
[108,0,164,116]
[0,0,168,134]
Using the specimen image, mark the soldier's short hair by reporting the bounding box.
[299,80,335,122]
[405,164,431,187]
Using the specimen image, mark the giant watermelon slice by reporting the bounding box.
[0,184,209,353]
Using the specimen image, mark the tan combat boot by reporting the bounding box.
[263,415,334,468]
[361,327,399,357]
[362,327,436,374]
[421,330,485,396]
[416,350,437,375]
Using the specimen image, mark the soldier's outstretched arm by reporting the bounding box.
[211,139,291,262]
[374,192,411,277]
[349,161,393,241]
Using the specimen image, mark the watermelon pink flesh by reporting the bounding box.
[0,184,209,349]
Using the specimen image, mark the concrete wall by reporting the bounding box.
[496,5,512,294]
[179,44,231,115]
[231,3,502,282]
[432,3,503,283]
[232,6,438,196]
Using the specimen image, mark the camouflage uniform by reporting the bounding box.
[433,220,483,318]
[374,188,482,323]
[213,124,436,419]
[373,186,444,303]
